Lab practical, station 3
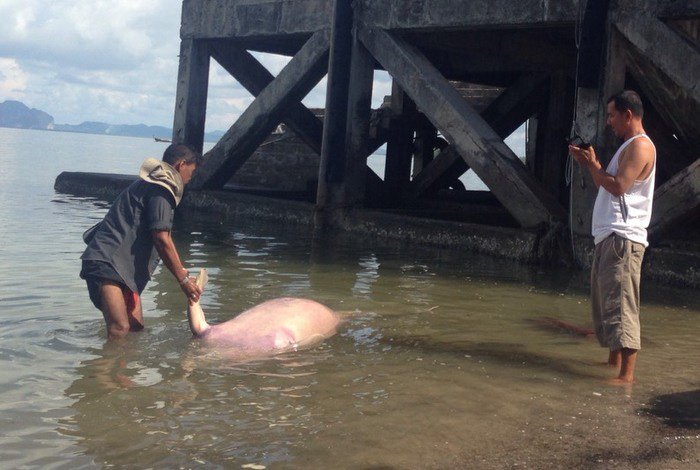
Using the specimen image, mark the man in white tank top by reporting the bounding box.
[569,90,656,385]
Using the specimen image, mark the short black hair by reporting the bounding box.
[607,90,644,118]
[162,143,202,166]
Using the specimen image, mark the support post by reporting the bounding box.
[316,0,353,223]
[173,39,210,154]
[384,82,416,196]
[412,117,437,177]
[570,29,626,239]
[340,37,375,207]
[532,72,574,204]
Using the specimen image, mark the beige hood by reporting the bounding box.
[139,158,184,206]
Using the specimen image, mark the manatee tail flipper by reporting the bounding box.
[187,268,210,337]
[195,268,208,291]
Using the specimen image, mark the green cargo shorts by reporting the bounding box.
[590,233,645,351]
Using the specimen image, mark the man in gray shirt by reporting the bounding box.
[81,143,203,339]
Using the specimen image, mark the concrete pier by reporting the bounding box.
[55,0,699,284]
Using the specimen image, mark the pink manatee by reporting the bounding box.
[186,269,340,355]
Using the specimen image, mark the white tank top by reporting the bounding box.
[591,134,656,247]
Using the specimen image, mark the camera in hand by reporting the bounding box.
[567,133,591,149]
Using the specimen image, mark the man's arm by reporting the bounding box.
[569,140,654,197]
[152,230,201,301]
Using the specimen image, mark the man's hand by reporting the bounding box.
[568,144,600,170]
[152,230,203,302]
[180,276,202,302]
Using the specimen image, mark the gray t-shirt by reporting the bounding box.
[81,180,175,293]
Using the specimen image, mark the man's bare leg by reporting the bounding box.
[606,348,637,385]
[617,348,637,382]
[608,349,622,367]
[100,281,132,340]
[123,288,144,331]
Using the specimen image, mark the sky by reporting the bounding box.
[0,0,393,132]
[0,0,526,157]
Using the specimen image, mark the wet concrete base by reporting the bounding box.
[55,171,699,288]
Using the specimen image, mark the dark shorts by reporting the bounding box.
[80,260,129,310]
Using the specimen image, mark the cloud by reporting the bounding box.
[0,58,28,99]
[0,0,174,71]
[0,1,398,133]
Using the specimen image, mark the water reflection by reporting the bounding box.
[61,333,344,467]
[55,210,700,468]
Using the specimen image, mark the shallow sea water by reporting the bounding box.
[0,128,699,469]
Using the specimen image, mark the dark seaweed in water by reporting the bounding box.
[643,389,700,429]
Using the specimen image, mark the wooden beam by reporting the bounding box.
[614,11,700,103]
[317,0,353,212]
[413,30,576,80]
[410,73,548,197]
[384,82,416,195]
[359,27,566,227]
[211,38,382,197]
[412,118,437,176]
[531,72,575,203]
[339,36,375,207]
[316,0,378,215]
[189,29,330,190]
[172,39,210,153]
[649,159,700,240]
[480,73,549,139]
[410,146,465,195]
[210,41,324,154]
[615,12,700,147]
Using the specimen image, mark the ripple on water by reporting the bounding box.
[1,131,699,468]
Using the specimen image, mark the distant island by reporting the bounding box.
[0,100,225,143]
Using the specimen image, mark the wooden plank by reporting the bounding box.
[210,41,324,154]
[359,27,566,227]
[189,29,331,190]
[172,39,210,153]
[410,73,548,197]
[649,159,700,239]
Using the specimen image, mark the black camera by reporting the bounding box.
[566,133,591,149]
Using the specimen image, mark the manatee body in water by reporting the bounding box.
[186,269,340,355]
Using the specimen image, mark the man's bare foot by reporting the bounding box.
[605,376,634,386]
[592,361,619,367]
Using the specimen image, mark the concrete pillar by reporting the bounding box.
[173,39,210,154]
[316,0,353,224]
